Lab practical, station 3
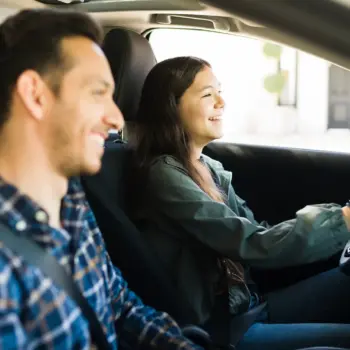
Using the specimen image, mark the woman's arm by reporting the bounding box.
[148,159,349,269]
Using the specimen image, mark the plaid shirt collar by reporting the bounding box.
[0,176,87,248]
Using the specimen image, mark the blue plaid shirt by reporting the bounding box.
[0,177,202,350]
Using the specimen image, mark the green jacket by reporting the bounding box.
[135,154,350,323]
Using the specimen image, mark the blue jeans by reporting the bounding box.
[237,323,350,350]
[236,267,350,350]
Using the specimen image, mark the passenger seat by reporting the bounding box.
[82,27,232,347]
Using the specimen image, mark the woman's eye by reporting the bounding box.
[202,93,212,98]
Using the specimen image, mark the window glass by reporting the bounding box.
[149,29,350,153]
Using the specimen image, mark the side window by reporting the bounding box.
[149,29,350,153]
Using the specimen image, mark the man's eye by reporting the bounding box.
[93,89,106,96]
[202,93,212,98]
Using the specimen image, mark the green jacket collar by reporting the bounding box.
[161,154,232,194]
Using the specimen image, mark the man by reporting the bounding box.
[0,8,202,349]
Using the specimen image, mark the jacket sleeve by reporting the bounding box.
[147,160,349,269]
[231,191,270,229]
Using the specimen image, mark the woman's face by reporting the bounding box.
[178,65,225,148]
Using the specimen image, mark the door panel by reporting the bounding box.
[205,142,350,224]
[204,142,349,291]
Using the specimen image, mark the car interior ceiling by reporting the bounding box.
[3,0,350,348]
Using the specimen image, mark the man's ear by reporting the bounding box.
[15,70,52,121]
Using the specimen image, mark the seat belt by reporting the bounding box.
[0,222,110,350]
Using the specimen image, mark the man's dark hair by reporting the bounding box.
[0,8,103,128]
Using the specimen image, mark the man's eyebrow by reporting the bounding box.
[82,76,115,91]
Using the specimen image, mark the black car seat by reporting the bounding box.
[103,27,156,128]
[81,27,232,347]
[81,28,198,323]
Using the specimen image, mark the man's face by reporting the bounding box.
[43,36,124,177]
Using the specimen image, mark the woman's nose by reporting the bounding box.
[215,93,225,109]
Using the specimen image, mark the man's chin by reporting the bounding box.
[80,160,102,176]
[60,157,102,179]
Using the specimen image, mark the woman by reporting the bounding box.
[129,56,350,350]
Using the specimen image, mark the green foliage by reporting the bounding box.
[263,42,283,59]
[263,71,287,94]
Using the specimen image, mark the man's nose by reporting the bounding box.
[103,102,125,131]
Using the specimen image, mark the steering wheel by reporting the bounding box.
[339,240,350,275]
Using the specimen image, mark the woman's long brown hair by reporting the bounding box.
[131,56,224,203]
